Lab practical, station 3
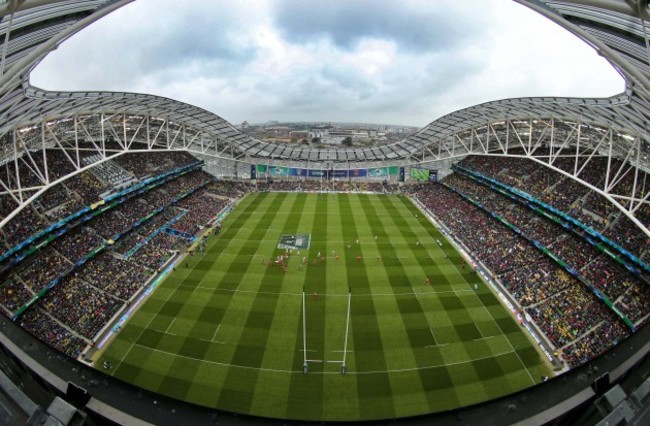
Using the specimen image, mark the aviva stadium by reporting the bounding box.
[0,1,648,425]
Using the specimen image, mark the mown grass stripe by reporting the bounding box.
[339,194,396,420]
[145,193,289,403]
[285,194,328,420]
[396,196,479,284]
[359,194,453,414]
[394,196,543,394]
[99,193,552,421]
[216,193,305,413]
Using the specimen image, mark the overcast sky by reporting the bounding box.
[30,0,624,127]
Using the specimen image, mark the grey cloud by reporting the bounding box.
[271,0,473,53]
[30,0,623,128]
[242,49,482,125]
[320,66,378,100]
[33,0,258,90]
[137,12,255,73]
[114,6,257,84]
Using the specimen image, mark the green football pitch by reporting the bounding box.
[98,192,550,421]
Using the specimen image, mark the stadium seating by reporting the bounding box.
[410,160,649,369]
[0,152,241,359]
[0,150,647,375]
[456,154,650,260]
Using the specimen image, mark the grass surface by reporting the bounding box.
[99,192,550,421]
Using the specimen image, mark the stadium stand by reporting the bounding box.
[0,1,648,424]
[0,147,645,391]
[409,176,647,369]
[0,152,241,362]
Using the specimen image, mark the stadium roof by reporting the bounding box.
[0,0,648,164]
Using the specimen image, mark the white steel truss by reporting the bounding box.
[0,1,647,237]
[1,113,647,236]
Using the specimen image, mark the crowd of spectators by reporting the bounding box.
[2,207,47,247]
[603,215,650,262]
[207,180,252,198]
[296,180,322,192]
[0,151,208,259]
[90,209,132,239]
[0,277,33,314]
[64,171,107,205]
[559,319,630,369]
[114,151,198,179]
[582,191,617,222]
[330,181,354,192]
[384,183,400,193]
[139,186,177,211]
[0,154,265,359]
[45,198,85,222]
[37,185,71,211]
[254,179,393,193]
[609,160,650,227]
[39,276,122,339]
[133,209,177,239]
[19,308,87,358]
[17,248,71,293]
[457,154,650,261]
[1,147,643,369]
[113,233,145,256]
[172,190,229,235]
[130,232,179,270]
[50,227,103,264]
[582,256,636,301]
[76,253,151,301]
[356,182,385,193]
[0,194,17,223]
[3,154,48,191]
[411,182,634,368]
[118,198,156,223]
[615,285,650,325]
[539,177,588,213]
[442,173,649,326]
[527,285,619,349]
[500,260,573,307]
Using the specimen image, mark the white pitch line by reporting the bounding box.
[129,341,516,375]
[165,317,177,334]
[429,328,437,345]
[176,284,475,299]
[450,278,537,386]
[152,329,178,337]
[475,323,485,339]
[341,291,352,368]
[302,290,307,368]
[115,284,178,367]
[199,338,226,344]
[210,324,221,342]
[425,343,450,348]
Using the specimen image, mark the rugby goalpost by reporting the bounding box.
[301,286,352,375]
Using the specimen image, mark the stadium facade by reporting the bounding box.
[0,0,647,425]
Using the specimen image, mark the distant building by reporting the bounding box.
[328,130,368,139]
[264,137,293,143]
[289,131,310,140]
